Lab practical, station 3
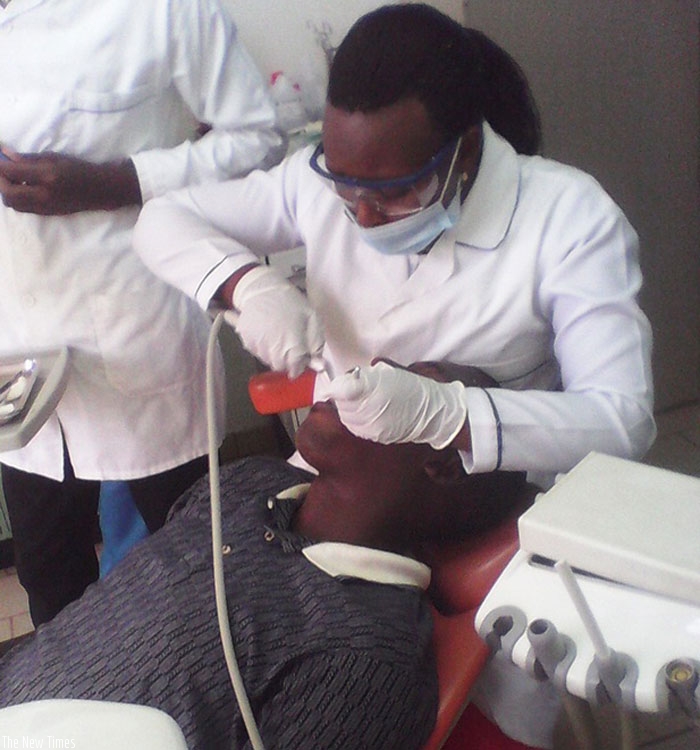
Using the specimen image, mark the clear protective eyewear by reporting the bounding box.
[309,137,462,219]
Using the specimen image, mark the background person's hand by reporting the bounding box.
[325,360,468,449]
[232,264,324,379]
[0,152,141,215]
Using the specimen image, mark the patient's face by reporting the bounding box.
[295,399,421,477]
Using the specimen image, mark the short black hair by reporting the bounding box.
[328,3,541,155]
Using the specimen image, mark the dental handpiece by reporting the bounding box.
[247,359,366,415]
[247,369,317,414]
[555,560,626,700]
[247,358,367,414]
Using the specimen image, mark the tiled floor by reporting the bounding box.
[0,402,698,748]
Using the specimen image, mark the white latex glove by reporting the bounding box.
[326,361,468,449]
[231,265,324,378]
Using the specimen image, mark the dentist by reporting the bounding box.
[135,3,654,487]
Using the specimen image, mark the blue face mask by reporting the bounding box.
[354,187,462,256]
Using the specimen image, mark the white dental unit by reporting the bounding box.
[476,452,700,723]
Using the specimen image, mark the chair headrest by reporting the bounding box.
[424,509,522,615]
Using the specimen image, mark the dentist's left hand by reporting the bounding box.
[325,361,469,449]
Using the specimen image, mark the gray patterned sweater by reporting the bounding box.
[0,457,437,749]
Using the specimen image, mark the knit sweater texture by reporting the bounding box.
[0,457,438,749]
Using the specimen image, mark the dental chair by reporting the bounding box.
[422,510,534,750]
[248,370,534,750]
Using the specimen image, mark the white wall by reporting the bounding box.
[223,0,395,119]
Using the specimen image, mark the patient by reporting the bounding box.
[0,363,533,750]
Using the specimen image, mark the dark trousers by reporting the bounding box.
[1,454,207,626]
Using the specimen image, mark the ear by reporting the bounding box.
[423,450,466,484]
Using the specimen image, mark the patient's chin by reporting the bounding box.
[295,409,353,471]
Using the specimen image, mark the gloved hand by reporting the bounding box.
[326,361,468,449]
[231,265,324,379]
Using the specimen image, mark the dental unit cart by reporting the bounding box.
[0,348,70,452]
[476,452,700,720]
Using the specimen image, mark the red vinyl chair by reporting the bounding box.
[421,515,535,750]
[248,370,534,750]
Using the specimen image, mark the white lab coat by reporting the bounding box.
[135,123,655,487]
[0,0,281,480]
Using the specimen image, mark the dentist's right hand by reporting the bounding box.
[226,264,324,379]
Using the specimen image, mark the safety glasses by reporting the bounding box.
[309,137,461,219]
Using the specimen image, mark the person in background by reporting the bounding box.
[0,362,533,750]
[0,0,282,626]
[132,4,655,745]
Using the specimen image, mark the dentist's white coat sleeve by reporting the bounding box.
[462,193,655,478]
[133,153,306,309]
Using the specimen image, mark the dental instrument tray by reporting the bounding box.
[0,348,70,451]
[0,358,38,423]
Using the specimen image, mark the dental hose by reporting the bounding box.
[207,312,265,750]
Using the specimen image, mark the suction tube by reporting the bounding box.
[207,312,265,750]
[527,618,567,680]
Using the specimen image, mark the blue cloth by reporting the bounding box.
[98,481,148,577]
